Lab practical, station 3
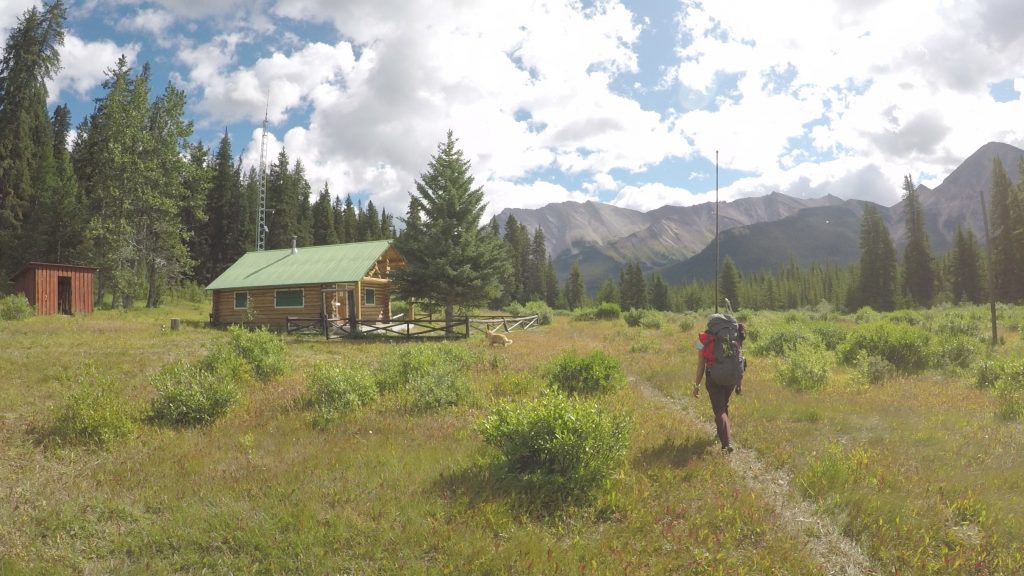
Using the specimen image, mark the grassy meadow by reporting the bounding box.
[1,298,1023,574]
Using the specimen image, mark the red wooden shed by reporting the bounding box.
[10,262,98,316]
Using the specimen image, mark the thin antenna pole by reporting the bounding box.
[256,96,270,251]
[715,150,720,313]
[979,189,997,347]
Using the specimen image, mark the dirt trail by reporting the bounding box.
[638,381,877,576]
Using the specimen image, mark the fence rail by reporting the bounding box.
[287,314,538,341]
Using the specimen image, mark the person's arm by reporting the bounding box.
[693,351,706,397]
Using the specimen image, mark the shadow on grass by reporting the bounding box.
[434,461,591,520]
[635,437,716,469]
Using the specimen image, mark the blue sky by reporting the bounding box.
[3,0,1024,219]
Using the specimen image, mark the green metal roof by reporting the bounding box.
[206,240,395,290]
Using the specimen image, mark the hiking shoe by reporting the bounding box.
[722,445,734,454]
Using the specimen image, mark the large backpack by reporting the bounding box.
[704,314,745,388]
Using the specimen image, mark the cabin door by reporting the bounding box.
[57,276,72,315]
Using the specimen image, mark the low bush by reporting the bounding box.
[478,391,631,505]
[851,352,896,386]
[149,361,241,427]
[975,359,1004,389]
[810,323,848,351]
[775,342,833,391]
[225,326,287,382]
[993,361,1024,420]
[678,315,695,332]
[0,293,34,321]
[506,300,553,325]
[375,342,475,393]
[935,312,981,338]
[305,362,377,426]
[837,321,931,374]
[545,349,625,396]
[50,368,134,448]
[623,309,662,329]
[929,336,978,371]
[594,302,621,320]
[199,344,253,386]
[750,328,811,357]
[572,307,597,321]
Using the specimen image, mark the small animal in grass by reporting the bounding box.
[486,329,513,346]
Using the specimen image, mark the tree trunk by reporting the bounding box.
[146,261,159,308]
[445,301,455,335]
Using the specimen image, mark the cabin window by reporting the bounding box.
[275,289,304,308]
[233,291,248,309]
[364,288,375,305]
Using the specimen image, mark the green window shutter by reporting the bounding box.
[275,289,304,308]
[234,292,248,309]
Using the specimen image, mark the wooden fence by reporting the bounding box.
[286,313,539,340]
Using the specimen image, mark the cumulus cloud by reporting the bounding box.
[47,35,139,102]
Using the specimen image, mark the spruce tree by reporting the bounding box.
[989,157,1019,302]
[564,261,585,311]
[855,204,897,311]
[650,274,670,311]
[900,175,936,307]
[950,225,984,304]
[0,1,66,281]
[392,131,510,327]
[340,194,357,243]
[543,256,559,307]
[719,256,740,309]
[526,227,548,301]
[311,184,338,245]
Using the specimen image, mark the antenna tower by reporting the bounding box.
[256,99,270,251]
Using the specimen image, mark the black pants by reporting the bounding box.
[705,380,735,449]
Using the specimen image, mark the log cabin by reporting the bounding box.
[206,239,405,330]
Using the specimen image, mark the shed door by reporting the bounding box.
[57,276,72,315]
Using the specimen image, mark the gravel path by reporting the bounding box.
[638,381,878,576]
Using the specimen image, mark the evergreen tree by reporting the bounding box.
[331,194,345,242]
[564,261,585,310]
[340,194,357,243]
[38,103,86,264]
[596,277,618,304]
[0,1,66,282]
[526,227,548,301]
[900,175,936,307]
[181,142,211,283]
[650,273,670,311]
[361,199,380,241]
[855,204,897,311]
[265,149,292,249]
[204,130,239,280]
[719,256,740,309]
[291,159,313,248]
[950,224,984,304]
[311,184,338,245]
[392,131,510,327]
[543,256,559,307]
[501,214,529,302]
[990,157,1024,302]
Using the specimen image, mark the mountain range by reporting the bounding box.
[495,142,1024,291]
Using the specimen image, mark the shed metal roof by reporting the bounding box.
[206,240,396,290]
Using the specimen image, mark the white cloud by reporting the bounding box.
[47,35,139,102]
[612,182,707,211]
[117,8,175,37]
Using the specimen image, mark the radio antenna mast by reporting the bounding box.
[256,96,270,251]
[714,150,720,313]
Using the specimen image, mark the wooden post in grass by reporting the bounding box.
[979,190,997,347]
[170,318,181,331]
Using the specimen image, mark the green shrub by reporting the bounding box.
[851,352,896,386]
[750,328,811,357]
[623,309,661,329]
[887,310,922,325]
[167,281,207,304]
[930,336,978,371]
[993,361,1024,420]
[572,307,597,321]
[838,322,931,373]
[975,359,1004,389]
[935,312,981,338]
[775,343,833,391]
[678,315,695,332]
[402,365,472,412]
[546,349,625,396]
[853,306,879,324]
[810,323,848,351]
[226,326,287,382]
[478,392,631,505]
[375,342,475,393]
[594,302,621,320]
[0,293,34,320]
[149,361,241,427]
[50,369,134,448]
[305,362,377,425]
[506,300,553,325]
[199,344,253,385]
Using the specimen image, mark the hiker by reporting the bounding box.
[692,315,746,453]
